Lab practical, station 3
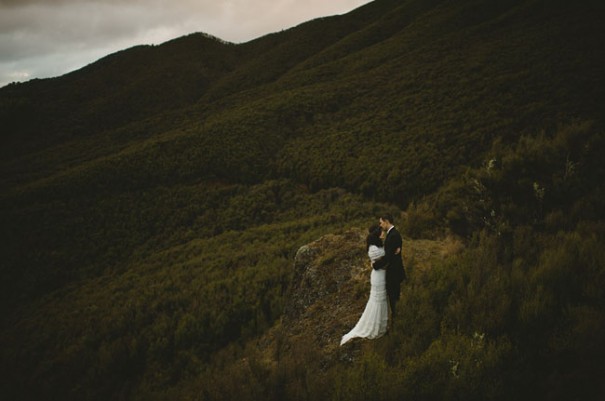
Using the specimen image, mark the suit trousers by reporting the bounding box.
[387,281,400,318]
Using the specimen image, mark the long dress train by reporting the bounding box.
[340,245,389,345]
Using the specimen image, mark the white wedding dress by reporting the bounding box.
[340,245,389,345]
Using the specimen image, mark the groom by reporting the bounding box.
[373,213,406,319]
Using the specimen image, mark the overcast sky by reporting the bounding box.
[0,0,370,88]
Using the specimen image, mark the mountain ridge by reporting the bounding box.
[2,0,604,309]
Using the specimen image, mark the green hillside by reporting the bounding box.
[1,0,604,399]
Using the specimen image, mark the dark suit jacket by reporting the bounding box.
[373,227,406,292]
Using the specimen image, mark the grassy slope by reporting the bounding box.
[1,0,605,399]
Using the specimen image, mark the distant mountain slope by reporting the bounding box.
[1,0,604,307]
[3,0,603,201]
[0,33,242,156]
[272,0,605,201]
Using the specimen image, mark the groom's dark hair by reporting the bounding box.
[380,213,395,224]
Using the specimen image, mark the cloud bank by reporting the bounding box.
[0,0,369,87]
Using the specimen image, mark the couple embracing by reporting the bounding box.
[340,214,406,345]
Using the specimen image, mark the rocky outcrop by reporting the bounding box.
[283,229,368,322]
[256,228,456,368]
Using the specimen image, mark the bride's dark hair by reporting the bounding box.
[366,224,383,250]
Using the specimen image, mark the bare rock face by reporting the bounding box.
[284,229,367,320]
[280,228,371,358]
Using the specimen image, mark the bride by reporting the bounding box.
[340,225,389,345]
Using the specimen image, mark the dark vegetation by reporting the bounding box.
[1,0,604,399]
